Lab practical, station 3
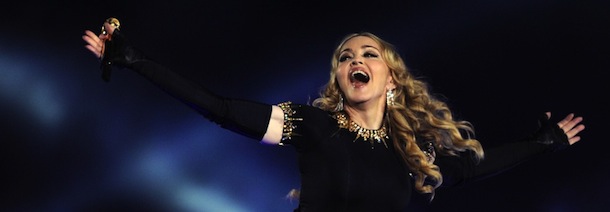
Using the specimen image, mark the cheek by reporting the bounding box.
[371,62,390,77]
[335,66,349,82]
[334,71,352,92]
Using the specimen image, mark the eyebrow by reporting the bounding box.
[340,45,380,53]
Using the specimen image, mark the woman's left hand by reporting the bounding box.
[547,112,585,145]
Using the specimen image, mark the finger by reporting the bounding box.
[565,124,585,142]
[84,44,102,58]
[99,32,109,40]
[82,34,102,48]
[568,136,581,145]
[567,124,584,145]
[557,113,575,129]
[82,35,103,56]
[85,30,108,48]
[546,112,551,119]
[84,30,101,42]
[561,116,583,133]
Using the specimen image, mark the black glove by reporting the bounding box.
[529,113,569,152]
[100,28,147,81]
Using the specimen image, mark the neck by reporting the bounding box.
[344,100,386,129]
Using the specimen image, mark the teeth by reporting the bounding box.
[352,70,368,78]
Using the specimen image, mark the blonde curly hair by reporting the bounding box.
[312,32,484,197]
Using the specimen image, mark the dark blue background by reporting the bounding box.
[2,0,608,211]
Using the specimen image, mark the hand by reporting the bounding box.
[82,21,118,58]
[546,112,585,145]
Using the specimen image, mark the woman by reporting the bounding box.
[82,19,585,211]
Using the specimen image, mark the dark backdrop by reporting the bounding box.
[2,0,608,211]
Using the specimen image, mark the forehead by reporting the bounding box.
[341,36,381,51]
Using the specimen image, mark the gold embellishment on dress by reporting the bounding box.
[278,102,303,146]
[334,112,389,149]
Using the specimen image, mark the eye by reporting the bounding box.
[363,52,378,58]
[339,54,352,62]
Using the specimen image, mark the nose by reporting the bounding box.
[351,60,363,65]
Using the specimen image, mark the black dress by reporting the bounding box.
[277,103,410,211]
[274,103,558,212]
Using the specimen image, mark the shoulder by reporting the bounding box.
[277,102,332,120]
[276,101,338,146]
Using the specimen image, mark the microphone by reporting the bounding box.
[100,17,121,82]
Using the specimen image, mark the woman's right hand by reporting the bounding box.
[82,21,118,59]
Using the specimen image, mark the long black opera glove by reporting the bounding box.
[528,113,570,152]
[439,113,570,186]
[100,28,272,141]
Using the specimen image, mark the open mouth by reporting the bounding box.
[350,70,370,83]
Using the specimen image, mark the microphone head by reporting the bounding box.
[101,17,121,35]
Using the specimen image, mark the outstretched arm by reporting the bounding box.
[438,112,585,186]
[82,20,285,145]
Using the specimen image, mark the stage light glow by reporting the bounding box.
[175,184,250,212]
[0,53,65,130]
